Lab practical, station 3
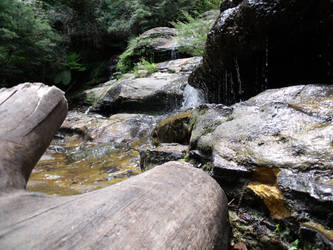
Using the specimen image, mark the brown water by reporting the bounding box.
[27,140,142,196]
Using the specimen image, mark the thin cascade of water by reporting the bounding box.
[85,106,92,114]
[181,84,205,110]
[234,57,242,101]
[327,34,331,79]
[170,47,178,60]
[263,37,269,90]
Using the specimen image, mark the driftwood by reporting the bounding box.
[0,83,230,249]
[0,82,68,191]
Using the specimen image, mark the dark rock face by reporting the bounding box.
[139,143,187,171]
[151,111,193,145]
[189,0,333,105]
[189,84,333,248]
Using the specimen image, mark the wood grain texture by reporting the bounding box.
[0,82,68,191]
[0,162,230,250]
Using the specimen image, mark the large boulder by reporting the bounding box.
[0,82,67,191]
[91,57,202,116]
[1,162,231,249]
[190,84,333,247]
[118,27,189,71]
[189,0,333,105]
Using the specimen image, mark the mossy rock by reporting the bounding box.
[152,111,193,146]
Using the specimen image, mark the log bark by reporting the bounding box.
[0,82,68,191]
[0,162,230,249]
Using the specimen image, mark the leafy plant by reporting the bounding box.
[289,239,299,250]
[133,58,157,78]
[98,0,221,38]
[0,0,63,86]
[116,37,140,73]
[171,10,219,56]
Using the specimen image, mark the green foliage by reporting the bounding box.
[289,239,299,250]
[63,53,87,72]
[202,162,215,175]
[133,58,157,78]
[54,70,71,86]
[172,10,219,56]
[0,0,63,86]
[116,37,140,73]
[98,0,221,38]
[0,0,220,89]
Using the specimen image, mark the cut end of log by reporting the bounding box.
[0,82,68,192]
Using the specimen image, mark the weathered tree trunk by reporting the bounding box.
[0,82,68,191]
[0,83,230,249]
[0,162,230,249]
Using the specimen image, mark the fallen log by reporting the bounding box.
[0,82,68,191]
[1,161,230,249]
[0,83,230,249]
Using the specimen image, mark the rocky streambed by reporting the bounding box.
[27,56,204,196]
[26,1,333,247]
[26,56,333,249]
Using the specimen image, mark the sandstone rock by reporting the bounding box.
[0,82,67,191]
[1,162,231,249]
[124,27,188,67]
[59,111,162,145]
[91,57,203,116]
[190,85,333,231]
[27,111,165,195]
[139,143,188,171]
[189,0,333,105]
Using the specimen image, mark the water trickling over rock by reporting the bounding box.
[181,84,205,110]
[189,0,333,105]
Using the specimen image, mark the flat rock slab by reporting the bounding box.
[0,161,230,250]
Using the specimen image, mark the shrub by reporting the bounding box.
[172,10,219,56]
[0,0,63,87]
[133,58,157,78]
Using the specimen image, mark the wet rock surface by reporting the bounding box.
[152,111,193,145]
[189,0,333,105]
[139,143,188,171]
[91,57,202,116]
[27,111,163,195]
[188,84,333,248]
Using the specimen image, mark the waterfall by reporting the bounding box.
[263,37,269,90]
[181,84,205,110]
[234,57,242,101]
[170,47,178,60]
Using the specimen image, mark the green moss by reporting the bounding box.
[167,68,176,73]
[202,120,223,135]
[85,92,99,105]
[202,162,214,173]
[133,58,157,78]
[116,36,156,73]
